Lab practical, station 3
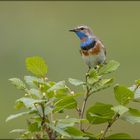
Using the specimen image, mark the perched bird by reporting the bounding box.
[69,25,106,69]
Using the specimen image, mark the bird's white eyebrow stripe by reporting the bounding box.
[76,25,88,28]
[78,26,84,28]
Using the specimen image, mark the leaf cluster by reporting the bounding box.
[7,56,140,139]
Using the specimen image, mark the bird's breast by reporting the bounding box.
[80,40,106,68]
[80,40,101,56]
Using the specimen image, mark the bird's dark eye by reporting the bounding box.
[80,27,84,30]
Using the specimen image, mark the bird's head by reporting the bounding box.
[69,25,93,41]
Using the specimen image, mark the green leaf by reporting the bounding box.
[54,96,77,112]
[20,131,32,139]
[121,108,140,124]
[24,76,44,88]
[48,124,71,138]
[16,97,46,109]
[68,78,85,86]
[121,115,140,124]
[54,89,69,98]
[83,132,97,139]
[98,60,120,75]
[48,81,66,92]
[65,127,83,136]
[86,102,114,124]
[111,105,129,116]
[48,124,87,139]
[44,106,54,115]
[28,122,40,132]
[106,133,131,139]
[64,127,86,139]
[114,85,134,105]
[129,108,140,116]
[129,85,140,94]
[55,88,69,97]
[33,80,56,98]
[91,78,114,93]
[29,88,41,98]
[129,85,140,102]
[135,79,140,85]
[9,78,26,90]
[15,101,24,110]
[26,56,48,77]
[6,111,30,122]
[10,129,26,134]
[57,118,86,129]
[87,68,100,85]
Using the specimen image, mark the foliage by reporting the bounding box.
[7,56,140,139]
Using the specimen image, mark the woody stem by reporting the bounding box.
[100,113,120,140]
[80,68,91,131]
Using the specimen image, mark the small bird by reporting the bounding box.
[69,25,106,69]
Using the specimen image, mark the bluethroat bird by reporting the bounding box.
[69,25,106,69]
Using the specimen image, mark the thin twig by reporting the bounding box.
[40,103,55,140]
[80,68,91,131]
[34,103,51,139]
[35,133,41,139]
[80,92,89,130]
[34,103,42,118]
[76,107,81,117]
[100,113,120,140]
[40,103,45,125]
[85,124,92,131]
[134,83,140,92]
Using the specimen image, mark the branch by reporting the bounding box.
[79,69,91,131]
[34,103,52,139]
[100,113,120,140]
[40,103,55,140]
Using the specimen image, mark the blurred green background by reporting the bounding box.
[0,1,140,138]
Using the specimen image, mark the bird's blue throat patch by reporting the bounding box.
[80,38,95,49]
[75,31,96,50]
[75,31,87,39]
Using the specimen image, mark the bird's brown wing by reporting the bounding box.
[99,40,106,56]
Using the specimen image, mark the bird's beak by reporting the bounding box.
[69,29,76,32]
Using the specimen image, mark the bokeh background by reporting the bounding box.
[0,1,140,138]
